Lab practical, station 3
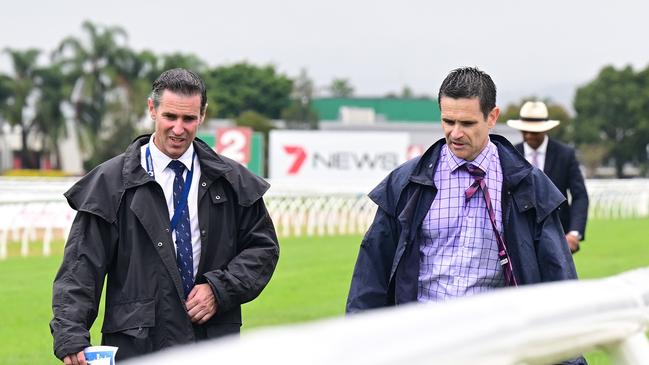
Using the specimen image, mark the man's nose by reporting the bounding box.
[451,124,463,138]
[171,120,184,135]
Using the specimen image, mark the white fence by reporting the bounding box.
[586,179,649,219]
[127,267,649,365]
[1,178,649,259]
[0,178,76,259]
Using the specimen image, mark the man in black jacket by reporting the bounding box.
[507,101,589,253]
[51,69,279,364]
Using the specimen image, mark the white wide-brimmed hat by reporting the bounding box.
[506,101,560,133]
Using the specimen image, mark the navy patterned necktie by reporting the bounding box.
[464,163,517,287]
[167,160,194,298]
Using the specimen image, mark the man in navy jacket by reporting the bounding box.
[346,67,583,364]
[507,101,589,253]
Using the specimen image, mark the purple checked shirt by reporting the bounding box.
[417,140,505,302]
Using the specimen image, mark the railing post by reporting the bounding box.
[609,332,649,365]
[0,229,7,260]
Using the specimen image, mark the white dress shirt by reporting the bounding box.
[523,135,549,171]
[141,136,202,278]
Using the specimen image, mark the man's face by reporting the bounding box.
[440,97,499,161]
[522,131,546,150]
[148,90,205,159]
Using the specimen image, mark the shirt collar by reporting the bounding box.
[524,135,549,156]
[148,136,195,173]
[445,139,494,174]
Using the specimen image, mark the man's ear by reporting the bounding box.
[487,106,500,128]
[147,98,156,119]
[200,103,208,123]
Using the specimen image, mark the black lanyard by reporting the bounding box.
[146,144,196,233]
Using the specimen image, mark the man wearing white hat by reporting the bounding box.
[507,101,589,253]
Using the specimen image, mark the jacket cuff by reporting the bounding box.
[567,230,582,241]
[203,271,231,313]
[54,339,90,360]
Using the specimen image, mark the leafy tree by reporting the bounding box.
[577,143,611,178]
[205,62,293,119]
[573,65,649,177]
[329,78,354,97]
[281,68,319,129]
[401,85,414,98]
[157,52,206,76]
[235,110,275,135]
[282,102,319,129]
[499,97,575,142]
[385,85,427,99]
[235,110,275,177]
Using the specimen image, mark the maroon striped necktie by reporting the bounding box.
[464,163,518,287]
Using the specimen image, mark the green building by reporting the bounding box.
[312,97,440,123]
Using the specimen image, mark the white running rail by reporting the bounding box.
[1,178,648,259]
[128,268,649,365]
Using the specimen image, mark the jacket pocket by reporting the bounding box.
[102,297,155,335]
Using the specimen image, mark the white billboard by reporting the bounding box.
[269,130,409,182]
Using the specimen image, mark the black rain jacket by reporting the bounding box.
[50,136,279,361]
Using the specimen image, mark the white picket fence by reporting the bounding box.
[1,178,648,259]
[127,267,649,365]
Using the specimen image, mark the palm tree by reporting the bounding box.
[0,73,11,128]
[0,49,71,170]
[0,48,41,168]
[53,20,129,168]
[84,48,158,168]
[31,64,69,169]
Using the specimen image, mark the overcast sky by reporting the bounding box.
[2,0,649,109]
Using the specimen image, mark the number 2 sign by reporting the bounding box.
[216,127,252,165]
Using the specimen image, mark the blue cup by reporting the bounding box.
[83,346,118,365]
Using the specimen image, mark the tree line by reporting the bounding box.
[1,21,647,176]
[500,64,649,178]
[0,21,324,171]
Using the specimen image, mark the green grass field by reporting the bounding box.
[1,217,648,364]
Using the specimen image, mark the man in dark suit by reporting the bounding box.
[507,101,589,253]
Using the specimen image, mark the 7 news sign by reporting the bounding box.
[269,131,409,181]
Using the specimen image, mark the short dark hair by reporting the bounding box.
[151,68,207,114]
[437,67,496,118]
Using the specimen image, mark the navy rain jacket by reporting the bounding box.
[346,135,584,364]
[347,135,578,309]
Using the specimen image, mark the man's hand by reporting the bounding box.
[565,233,580,253]
[186,283,218,324]
[62,351,86,365]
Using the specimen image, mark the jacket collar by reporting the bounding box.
[409,134,533,190]
[493,134,534,189]
[122,135,233,189]
[408,138,443,187]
